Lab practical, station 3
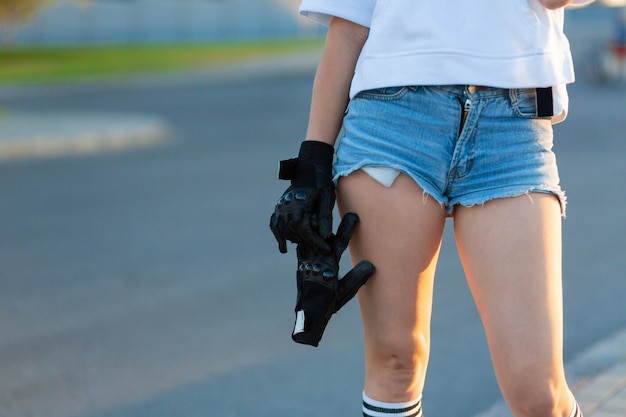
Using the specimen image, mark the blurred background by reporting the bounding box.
[0,1,624,417]
[1,0,322,45]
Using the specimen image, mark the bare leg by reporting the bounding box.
[336,170,446,402]
[454,194,574,417]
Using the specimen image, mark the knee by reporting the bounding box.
[517,396,560,417]
[506,384,572,417]
[366,332,430,399]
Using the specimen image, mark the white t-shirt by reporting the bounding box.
[299,0,595,123]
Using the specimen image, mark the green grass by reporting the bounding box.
[0,38,324,85]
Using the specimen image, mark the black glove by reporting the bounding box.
[270,140,335,254]
[292,213,375,347]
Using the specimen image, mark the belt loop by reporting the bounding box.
[509,89,518,107]
[535,87,554,117]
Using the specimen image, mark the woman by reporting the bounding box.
[270,0,595,416]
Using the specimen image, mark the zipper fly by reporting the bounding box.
[459,98,472,137]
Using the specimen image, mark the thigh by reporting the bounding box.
[454,194,568,402]
[336,170,446,396]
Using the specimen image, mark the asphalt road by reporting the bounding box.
[0,11,625,417]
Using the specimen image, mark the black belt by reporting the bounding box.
[535,87,554,117]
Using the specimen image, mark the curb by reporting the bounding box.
[473,327,626,417]
[570,328,626,416]
[0,112,169,161]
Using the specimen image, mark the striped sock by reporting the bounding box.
[362,392,423,417]
[568,399,583,417]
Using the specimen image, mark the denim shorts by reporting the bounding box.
[334,85,566,215]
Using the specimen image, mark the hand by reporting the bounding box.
[270,141,335,253]
[292,213,375,347]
